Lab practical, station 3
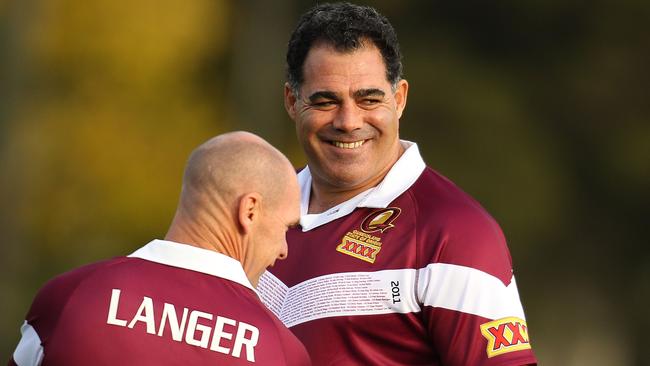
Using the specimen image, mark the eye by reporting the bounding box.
[360,98,381,106]
[312,100,337,108]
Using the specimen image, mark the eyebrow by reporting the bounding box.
[353,88,385,98]
[308,91,340,102]
[307,88,386,103]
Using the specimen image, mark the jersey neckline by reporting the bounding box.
[129,239,255,291]
[297,140,426,231]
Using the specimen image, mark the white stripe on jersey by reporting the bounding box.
[417,263,526,320]
[13,321,44,366]
[259,264,526,327]
[259,269,421,328]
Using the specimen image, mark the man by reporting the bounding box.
[9,132,311,365]
[258,3,538,365]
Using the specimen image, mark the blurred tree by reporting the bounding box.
[228,0,297,153]
[1,0,648,364]
[0,0,230,355]
[391,1,649,364]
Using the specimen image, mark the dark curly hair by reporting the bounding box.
[286,2,403,94]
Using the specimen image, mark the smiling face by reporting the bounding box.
[285,42,408,206]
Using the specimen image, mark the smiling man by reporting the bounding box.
[258,3,538,365]
[287,42,406,213]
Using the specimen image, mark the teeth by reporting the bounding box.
[332,140,365,149]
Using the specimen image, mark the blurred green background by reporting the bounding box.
[1,0,648,364]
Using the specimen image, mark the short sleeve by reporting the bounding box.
[417,202,537,365]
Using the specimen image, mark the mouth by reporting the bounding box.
[329,140,366,149]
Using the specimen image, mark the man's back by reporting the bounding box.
[12,240,310,365]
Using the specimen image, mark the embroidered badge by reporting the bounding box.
[480,317,531,358]
[361,207,401,233]
[336,207,401,263]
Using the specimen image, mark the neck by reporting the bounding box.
[307,178,378,214]
[165,210,243,261]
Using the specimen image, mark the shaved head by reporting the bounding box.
[180,131,295,218]
[166,131,300,286]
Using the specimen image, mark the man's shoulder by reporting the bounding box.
[25,257,128,328]
[223,287,311,364]
[401,167,512,278]
[38,257,127,296]
[406,166,496,223]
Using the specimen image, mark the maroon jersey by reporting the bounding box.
[9,240,311,366]
[259,141,537,365]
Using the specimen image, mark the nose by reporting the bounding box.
[332,102,363,132]
[277,239,288,261]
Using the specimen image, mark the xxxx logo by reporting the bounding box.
[480,317,531,358]
[336,235,381,263]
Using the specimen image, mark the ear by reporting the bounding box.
[284,82,298,120]
[394,79,409,119]
[238,192,262,234]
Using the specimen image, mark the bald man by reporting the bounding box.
[9,132,311,366]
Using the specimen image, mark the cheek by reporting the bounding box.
[299,111,330,130]
[296,118,325,149]
[371,109,399,133]
[295,115,314,137]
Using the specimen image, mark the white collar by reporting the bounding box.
[128,239,255,291]
[298,140,426,231]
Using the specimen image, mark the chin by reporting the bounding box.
[326,172,368,189]
[309,158,369,186]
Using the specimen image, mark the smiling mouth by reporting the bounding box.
[330,140,366,149]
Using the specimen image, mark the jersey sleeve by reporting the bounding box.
[416,201,537,365]
[9,261,110,366]
[9,321,44,366]
[10,276,68,366]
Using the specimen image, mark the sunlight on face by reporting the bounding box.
[288,42,408,194]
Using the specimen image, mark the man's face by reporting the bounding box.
[285,42,408,191]
[248,177,300,287]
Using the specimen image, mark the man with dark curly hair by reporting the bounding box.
[258,2,538,365]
